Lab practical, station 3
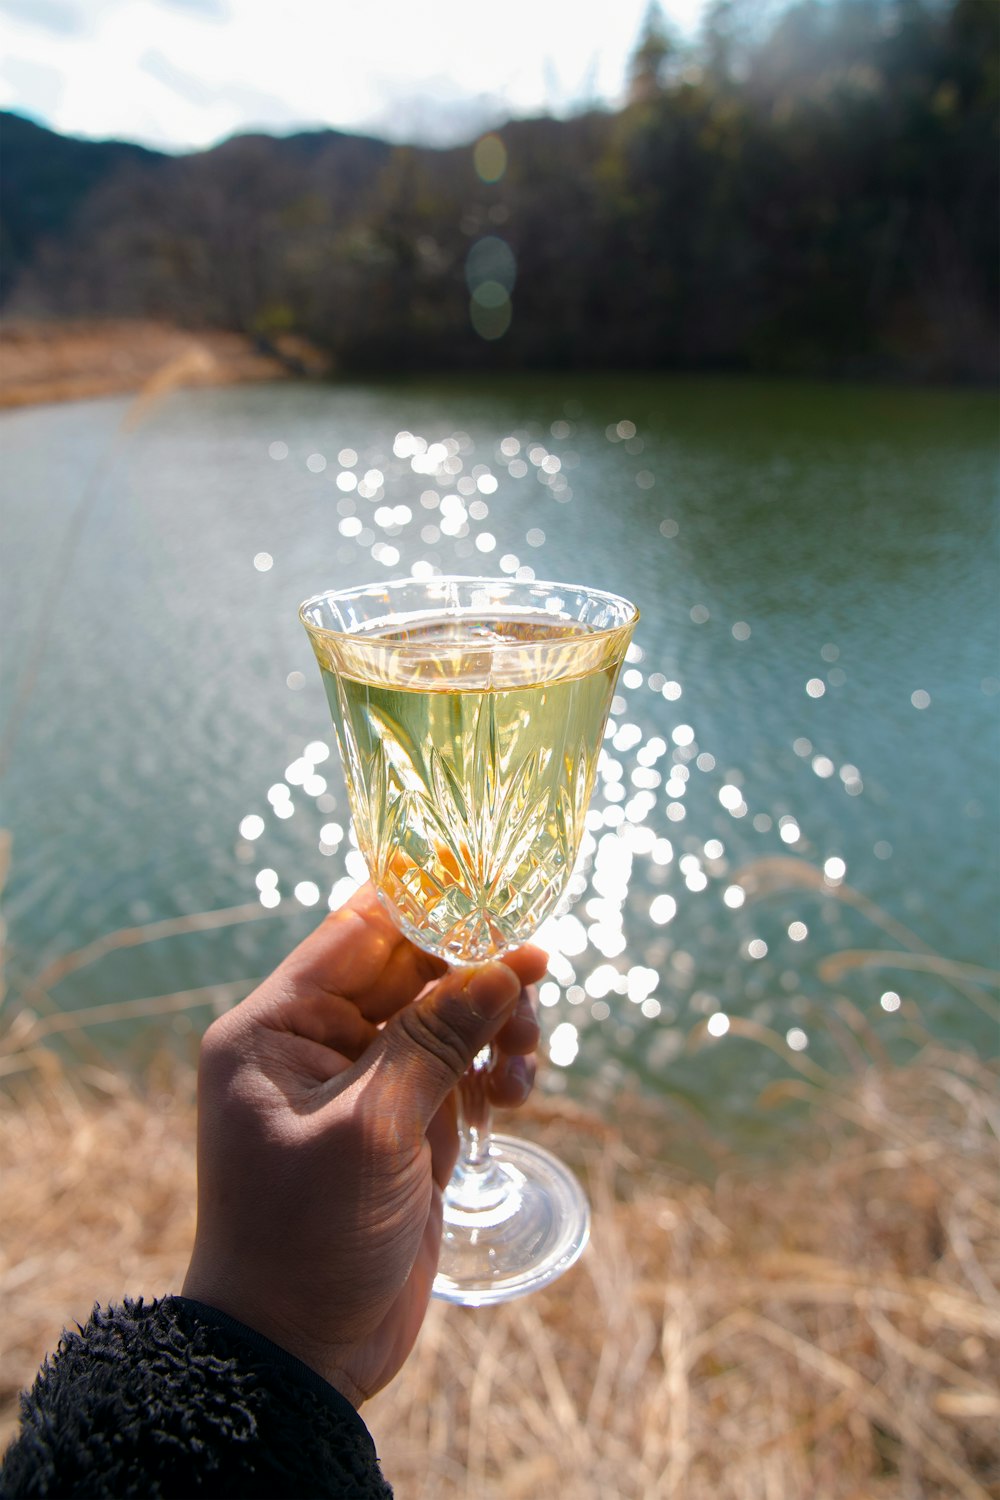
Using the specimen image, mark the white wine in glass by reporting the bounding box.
[301,576,638,1304]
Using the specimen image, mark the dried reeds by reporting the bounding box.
[0,321,289,410]
[366,1047,999,1499]
[1,1042,996,1498]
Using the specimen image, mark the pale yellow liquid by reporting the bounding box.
[316,614,631,961]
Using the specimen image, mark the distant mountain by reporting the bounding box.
[0,111,392,309]
[0,112,167,301]
[1,0,996,385]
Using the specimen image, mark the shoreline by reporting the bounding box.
[2,321,994,412]
[0,319,330,409]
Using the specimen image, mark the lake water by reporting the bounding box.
[2,374,997,1149]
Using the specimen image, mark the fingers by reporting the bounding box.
[489,980,540,1107]
[489,1050,536,1109]
[282,886,447,1016]
[493,983,541,1059]
[239,885,445,1050]
[230,880,547,1093]
[367,962,524,1135]
[492,944,548,990]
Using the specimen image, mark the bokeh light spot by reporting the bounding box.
[650,894,677,925]
[549,1021,579,1068]
[473,133,507,182]
[470,296,512,340]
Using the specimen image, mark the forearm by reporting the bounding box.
[0,1297,393,1499]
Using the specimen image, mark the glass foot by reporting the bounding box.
[432,1134,590,1306]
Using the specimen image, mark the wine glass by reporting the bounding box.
[300,576,638,1305]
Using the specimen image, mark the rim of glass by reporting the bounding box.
[299,575,640,647]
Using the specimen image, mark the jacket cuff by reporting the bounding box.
[167,1296,373,1447]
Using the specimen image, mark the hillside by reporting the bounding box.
[0,112,166,302]
[1,0,996,381]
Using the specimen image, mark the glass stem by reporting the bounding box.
[446,1044,510,1212]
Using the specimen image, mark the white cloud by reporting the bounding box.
[0,0,89,36]
[0,0,708,151]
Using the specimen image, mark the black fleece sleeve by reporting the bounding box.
[0,1296,393,1499]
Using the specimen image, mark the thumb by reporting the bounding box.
[371,962,522,1133]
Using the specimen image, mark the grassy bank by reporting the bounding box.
[0,320,330,408]
[1,1044,996,1498]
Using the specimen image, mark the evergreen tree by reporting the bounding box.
[627,2,675,104]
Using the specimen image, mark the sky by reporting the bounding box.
[0,0,708,153]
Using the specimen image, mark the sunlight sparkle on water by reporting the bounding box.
[549,1022,579,1067]
[246,407,918,1095]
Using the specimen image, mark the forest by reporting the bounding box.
[2,0,997,381]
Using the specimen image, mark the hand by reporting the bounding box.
[182,883,545,1407]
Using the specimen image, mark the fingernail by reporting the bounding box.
[464,963,520,1018]
[504,1054,532,1100]
[516,985,540,1026]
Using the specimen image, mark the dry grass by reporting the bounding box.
[1,1045,997,1499]
[0,320,330,408]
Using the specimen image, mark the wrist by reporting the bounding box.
[181,1262,365,1408]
